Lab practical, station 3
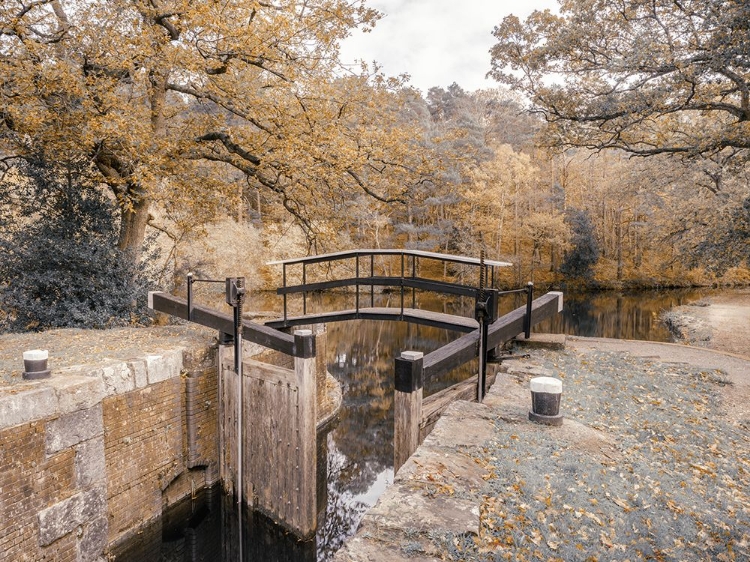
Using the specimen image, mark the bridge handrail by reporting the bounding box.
[267,248,512,268]
[269,248,512,324]
[277,275,482,298]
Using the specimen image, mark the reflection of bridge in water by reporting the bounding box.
[149,249,563,541]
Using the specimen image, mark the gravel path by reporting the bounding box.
[661,289,750,357]
[439,344,750,561]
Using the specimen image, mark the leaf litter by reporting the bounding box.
[440,349,750,561]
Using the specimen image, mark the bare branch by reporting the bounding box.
[196,132,262,166]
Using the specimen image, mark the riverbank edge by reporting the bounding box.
[332,334,750,562]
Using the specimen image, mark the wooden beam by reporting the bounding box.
[422,292,562,382]
[394,351,424,473]
[294,330,318,537]
[149,292,296,356]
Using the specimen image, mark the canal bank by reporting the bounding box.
[0,324,341,561]
[334,335,750,561]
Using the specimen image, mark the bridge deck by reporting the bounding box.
[265,307,479,333]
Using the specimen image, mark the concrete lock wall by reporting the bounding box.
[0,342,220,561]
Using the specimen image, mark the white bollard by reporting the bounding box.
[529,376,563,426]
[23,349,51,379]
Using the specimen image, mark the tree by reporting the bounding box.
[461,143,538,257]
[560,209,599,280]
[685,195,749,274]
[0,158,152,332]
[490,0,750,161]
[1,1,427,262]
[522,209,569,282]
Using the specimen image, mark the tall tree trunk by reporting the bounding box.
[118,197,151,260]
[615,209,624,281]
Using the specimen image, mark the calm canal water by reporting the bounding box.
[113,287,724,561]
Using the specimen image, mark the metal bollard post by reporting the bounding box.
[524,281,534,339]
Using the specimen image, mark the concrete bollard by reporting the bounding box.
[23,349,51,379]
[528,376,563,426]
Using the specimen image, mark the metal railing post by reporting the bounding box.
[487,289,500,362]
[187,272,194,322]
[283,264,288,324]
[302,263,307,316]
[475,294,489,403]
[411,255,416,309]
[400,252,405,317]
[524,281,534,339]
[355,254,360,314]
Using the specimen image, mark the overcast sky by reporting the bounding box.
[339,0,559,95]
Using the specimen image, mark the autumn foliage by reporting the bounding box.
[1,0,748,333]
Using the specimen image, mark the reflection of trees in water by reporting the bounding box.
[327,320,396,495]
[316,436,382,561]
[318,314,473,560]
[325,316,472,495]
[537,288,714,341]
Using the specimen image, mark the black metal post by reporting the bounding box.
[283,264,288,324]
[476,250,489,402]
[355,254,360,314]
[411,255,416,309]
[400,252,405,317]
[488,289,498,323]
[475,297,489,403]
[370,254,375,307]
[524,281,534,339]
[187,272,194,322]
[302,263,307,316]
[479,315,489,401]
[225,277,245,562]
[486,289,500,362]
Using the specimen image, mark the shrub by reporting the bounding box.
[0,159,153,332]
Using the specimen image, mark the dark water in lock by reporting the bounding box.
[113,286,731,561]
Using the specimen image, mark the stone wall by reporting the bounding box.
[0,335,218,561]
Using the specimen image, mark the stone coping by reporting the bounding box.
[0,325,216,384]
[0,325,217,429]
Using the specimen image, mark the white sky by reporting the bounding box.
[339,0,559,95]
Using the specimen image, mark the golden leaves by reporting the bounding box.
[490,0,750,159]
[2,0,430,257]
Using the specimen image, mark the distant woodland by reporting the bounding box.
[1,0,748,331]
